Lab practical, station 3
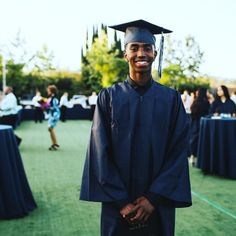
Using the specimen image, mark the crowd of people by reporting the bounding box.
[0,86,98,150]
[181,86,236,166]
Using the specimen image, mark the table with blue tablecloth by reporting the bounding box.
[197,117,236,179]
[0,125,37,219]
[18,105,93,121]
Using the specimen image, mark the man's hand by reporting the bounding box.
[119,203,136,219]
[129,197,155,223]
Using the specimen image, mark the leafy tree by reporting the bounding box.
[154,35,208,91]
[164,35,204,79]
[30,44,56,73]
[81,28,128,94]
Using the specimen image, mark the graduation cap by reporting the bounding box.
[109,19,172,78]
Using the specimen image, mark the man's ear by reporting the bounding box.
[124,50,129,62]
[154,50,157,59]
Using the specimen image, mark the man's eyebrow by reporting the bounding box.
[129,43,139,47]
[129,43,153,47]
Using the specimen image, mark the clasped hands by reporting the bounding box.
[119,197,154,225]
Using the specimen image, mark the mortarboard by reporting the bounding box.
[109,19,172,78]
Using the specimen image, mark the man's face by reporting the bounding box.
[124,42,157,73]
[4,87,10,95]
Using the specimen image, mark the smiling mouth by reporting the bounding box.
[135,60,149,66]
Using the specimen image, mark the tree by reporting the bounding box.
[81,27,128,94]
[30,44,56,73]
[155,35,208,91]
[0,31,56,95]
[164,35,204,79]
[5,60,25,97]
[110,30,123,58]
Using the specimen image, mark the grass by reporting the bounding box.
[0,121,235,236]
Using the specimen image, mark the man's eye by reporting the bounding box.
[145,46,152,51]
[130,47,138,51]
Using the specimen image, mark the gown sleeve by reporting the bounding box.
[148,91,192,208]
[80,89,129,203]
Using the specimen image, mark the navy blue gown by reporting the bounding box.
[80,79,192,236]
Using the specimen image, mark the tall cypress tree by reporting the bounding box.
[92,25,99,43]
[111,30,123,58]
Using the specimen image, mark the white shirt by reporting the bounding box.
[0,92,18,116]
[60,95,69,107]
[88,95,98,106]
[231,95,236,105]
[32,95,42,107]
[181,93,192,114]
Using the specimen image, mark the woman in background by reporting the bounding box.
[47,85,60,150]
[210,85,236,116]
[189,88,210,166]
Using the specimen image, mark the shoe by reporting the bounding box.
[49,145,57,151]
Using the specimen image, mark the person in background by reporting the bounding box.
[0,86,22,145]
[210,85,236,117]
[181,89,192,114]
[32,91,44,123]
[230,91,236,105]
[88,91,98,120]
[207,90,215,104]
[59,92,69,122]
[189,88,210,166]
[47,85,60,150]
[190,91,195,105]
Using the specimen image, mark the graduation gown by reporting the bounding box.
[80,80,192,236]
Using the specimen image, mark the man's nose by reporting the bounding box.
[137,48,146,57]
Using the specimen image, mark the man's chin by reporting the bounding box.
[134,67,151,73]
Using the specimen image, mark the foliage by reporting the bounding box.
[0,26,211,98]
[164,35,204,79]
[155,66,210,92]
[30,44,56,73]
[154,35,208,91]
[80,26,128,95]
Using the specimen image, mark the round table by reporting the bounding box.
[197,117,236,179]
[0,125,37,219]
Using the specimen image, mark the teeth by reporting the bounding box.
[136,61,148,65]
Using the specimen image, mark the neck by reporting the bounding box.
[129,71,151,86]
[221,96,226,102]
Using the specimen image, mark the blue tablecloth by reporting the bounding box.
[0,125,37,219]
[197,117,236,179]
[18,105,93,121]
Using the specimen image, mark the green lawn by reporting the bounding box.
[0,121,235,236]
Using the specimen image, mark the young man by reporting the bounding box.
[80,20,192,236]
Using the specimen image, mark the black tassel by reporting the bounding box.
[158,33,164,78]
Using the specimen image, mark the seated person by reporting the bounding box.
[210,85,236,117]
[0,86,22,145]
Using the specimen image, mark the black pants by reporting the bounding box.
[60,105,67,122]
[0,114,22,145]
[34,107,44,123]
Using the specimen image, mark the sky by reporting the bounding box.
[0,0,236,80]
